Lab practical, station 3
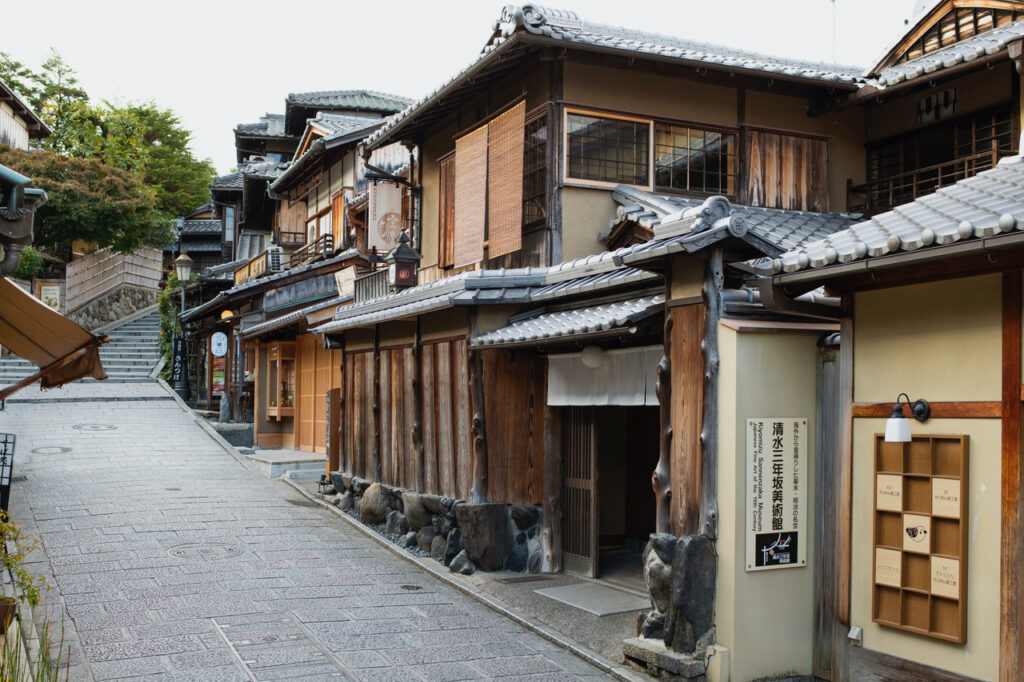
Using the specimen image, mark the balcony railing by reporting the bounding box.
[354,268,389,303]
[289,233,334,268]
[848,147,1001,216]
[278,230,305,247]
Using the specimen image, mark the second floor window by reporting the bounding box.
[566,112,649,186]
[654,124,736,195]
[224,206,235,242]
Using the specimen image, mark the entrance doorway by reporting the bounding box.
[562,405,658,588]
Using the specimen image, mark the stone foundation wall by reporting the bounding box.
[67,285,158,331]
[327,471,542,575]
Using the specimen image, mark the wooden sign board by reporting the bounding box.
[871,434,968,644]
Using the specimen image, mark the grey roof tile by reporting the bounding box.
[286,90,413,112]
[179,240,222,253]
[235,114,290,138]
[762,155,1024,276]
[473,294,664,347]
[179,219,221,235]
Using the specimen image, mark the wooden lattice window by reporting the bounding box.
[566,111,650,186]
[655,123,737,196]
[522,112,547,230]
[438,154,456,268]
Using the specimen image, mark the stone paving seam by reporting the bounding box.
[279,475,646,682]
[156,379,252,471]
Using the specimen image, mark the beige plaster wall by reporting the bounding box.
[849,418,1000,681]
[717,326,819,682]
[560,186,617,261]
[420,308,469,343]
[853,275,1002,403]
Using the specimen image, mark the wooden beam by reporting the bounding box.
[373,326,381,482]
[852,401,1002,418]
[670,303,705,535]
[469,347,488,503]
[700,248,724,539]
[546,57,564,267]
[1001,270,1023,682]
[412,319,425,492]
[653,310,673,534]
[838,296,854,626]
[541,404,563,572]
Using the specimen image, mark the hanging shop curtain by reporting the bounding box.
[453,125,488,267]
[0,277,107,399]
[487,101,525,258]
[547,345,662,406]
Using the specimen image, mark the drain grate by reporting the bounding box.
[494,575,555,584]
[10,475,26,484]
[31,446,71,455]
[72,424,117,431]
[285,499,318,508]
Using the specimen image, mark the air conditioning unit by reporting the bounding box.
[265,246,284,273]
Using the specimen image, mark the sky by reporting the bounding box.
[4,0,926,174]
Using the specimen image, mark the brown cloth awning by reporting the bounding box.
[0,277,107,399]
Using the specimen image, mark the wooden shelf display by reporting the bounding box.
[266,342,296,420]
[872,434,968,644]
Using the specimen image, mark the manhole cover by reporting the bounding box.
[167,543,244,560]
[72,424,117,431]
[31,446,71,454]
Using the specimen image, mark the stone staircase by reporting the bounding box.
[0,308,162,386]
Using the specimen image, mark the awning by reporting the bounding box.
[0,278,107,399]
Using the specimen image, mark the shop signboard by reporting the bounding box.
[745,418,807,571]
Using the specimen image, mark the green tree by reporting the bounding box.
[33,50,88,155]
[0,51,39,104]
[0,144,174,260]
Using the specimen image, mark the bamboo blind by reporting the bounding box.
[331,194,345,248]
[453,125,488,268]
[487,101,525,258]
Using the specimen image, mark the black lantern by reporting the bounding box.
[385,229,422,290]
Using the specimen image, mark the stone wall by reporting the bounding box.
[67,284,158,331]
[327,472,542,575]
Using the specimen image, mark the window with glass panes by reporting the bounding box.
[522,113,547,229]
[566,113,649,185]
[655,124,736,195]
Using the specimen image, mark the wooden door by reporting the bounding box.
[563,406,598,577]
[313,344,330,453]
[297,335,315,452]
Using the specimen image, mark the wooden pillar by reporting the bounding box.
[541,403,563,572]
[653,312,673,534]
[838,296,855,627]
[699,247,723,539]
[338,352,346,472]
[372,326,381,482]
[1001,270,1023,682]
[412,320,425,492]
[326,387,341,477]
[469,347,488,503]
[545,56,564,267]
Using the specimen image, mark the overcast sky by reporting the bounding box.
[4,0,924,174]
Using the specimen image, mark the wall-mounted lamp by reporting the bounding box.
[884,393,931,443]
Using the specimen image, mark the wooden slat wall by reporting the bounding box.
[487,102,526,258]
[455,339,473,500]
[380,350,392,484]
[743,129,829,212]
[453,126,488,268]
[670,305,705,536]
[313,343,332,453]
[436,342,456,497]
[423,347,439,493]
[482,348,544,504]
[297,335,316,452]
[403,348,417,490]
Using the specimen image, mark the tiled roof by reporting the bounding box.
[286,90,413,112]
[235,114,290,138]
[179,219,221,235]
[870,17,1024,88]
[180,240,222,253]
[240,295,352,340]
[211,171,242,190]
[760,155,1024,276]
[308,112,383,136]
[473,294,663,347]
[212,160,288,190]
[366,4,862,150]
[236,232,268,261]
[184,200,214,218]
[611,186,861,253]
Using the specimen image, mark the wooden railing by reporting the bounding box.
[278,230,305,246]
[65,247,161,312]
[290,233,334,268]
[354,268,389,303]
[848,147,1001,216]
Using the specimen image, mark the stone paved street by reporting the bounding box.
[0,382,611,681]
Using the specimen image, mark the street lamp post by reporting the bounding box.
[174,252,193,402]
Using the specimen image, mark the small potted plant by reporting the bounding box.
[0,512,49,633]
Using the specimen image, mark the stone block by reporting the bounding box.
[416,525,435,552]
[443,529,462,566]
[623,636,709,680]
[403,531,418,548]
[448,549,475,575]
[338,492,353,511]
[455,503,514,571]
[503,543,528,572]
[329,472,346,492]
[510,504,539,530]
[431,514,451,538]
[666,534,716,654]
[385,510,409,535]
[430,535,448,563]
[401,492,431,530]
[358,483,388,524]
[420,493,444,515]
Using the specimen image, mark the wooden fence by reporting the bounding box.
[65,248,162,312]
